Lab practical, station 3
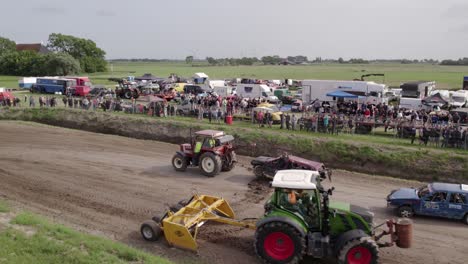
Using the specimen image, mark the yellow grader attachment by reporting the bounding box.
[160,194,257,251]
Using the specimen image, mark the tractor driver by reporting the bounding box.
[193,136,203,165]
[283,189,319,227]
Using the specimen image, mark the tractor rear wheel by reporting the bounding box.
[124,90,132,99]
[140,220,162,241]
[172,153,188,172]
[199,152,222,177]
[463,214,468,225]
[337,236,379,264]
[255,222,305,264]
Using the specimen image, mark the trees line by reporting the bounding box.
[0,34,107,76]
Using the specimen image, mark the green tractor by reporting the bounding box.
[254,169,408,264]
[140,169,410,264]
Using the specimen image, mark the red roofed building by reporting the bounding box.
[16,43,50,54]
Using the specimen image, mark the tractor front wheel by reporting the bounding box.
[255,222,305,264]
[337,236,379,264]
[140,220,162,241]
[172,153,188,172]
[222,152,237,172]
[199,152,222,177]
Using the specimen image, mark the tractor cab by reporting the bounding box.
[270,170,322,229]
[190,130,234,152]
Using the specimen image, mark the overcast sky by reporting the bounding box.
[1,0,468,60]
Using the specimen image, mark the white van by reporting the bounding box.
[235,84,279,102]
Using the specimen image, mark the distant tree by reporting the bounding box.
[287,56,296,63]
[43,53,81,75]
[313,57,322,63]
[261,55,282,65]
[47,33,107,73]
[185,55,193,65]
[440,58,468,66]
[206,57,217,65]
[338,57,344,64]
[0,36,16,55]
[349,58,369,64]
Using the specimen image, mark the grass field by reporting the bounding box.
[0,199,172,264]
[2,62,468,90]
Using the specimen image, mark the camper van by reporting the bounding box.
[212,86,233,97]
[190,73,227,92]
[235,83,279,102]
[301,80,388,105]
[399,81,435,110]
[450,90,468,107]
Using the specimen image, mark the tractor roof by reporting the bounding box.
[272,170,319,190]
[195,130,225,138]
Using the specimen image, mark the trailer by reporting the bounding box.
[301,80,388,105]
[18,77,37,89]
[398,81,435,110]
[32,77,76,95]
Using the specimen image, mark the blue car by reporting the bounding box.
[387,183,468,224]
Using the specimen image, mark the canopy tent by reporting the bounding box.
[422,93,449,106]
[326,90,364,98]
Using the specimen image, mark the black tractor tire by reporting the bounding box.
[199,152,222,177]
[124,90,132,99]
[169,199,190,212]
[463,214,468,225]
[140,220,163,241]
[398,206,414,218]
[254,222,306,264]
[132,91,140,99]
[337,236,379,264]
[253,166,265,178]
[172,153,188,172]
[221,152,237,172]
[221,161,236,172]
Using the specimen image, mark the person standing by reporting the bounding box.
[217,108,222,124]
[29,96,35,107]
[323,114,329,133]
[291,114,297,131]
[280,113,284,129]
[286,114,291,130]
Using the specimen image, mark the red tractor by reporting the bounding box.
[171,130,237,177]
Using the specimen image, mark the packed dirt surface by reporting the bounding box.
[0,121,466,264]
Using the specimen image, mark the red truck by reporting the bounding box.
[66,77,92,96]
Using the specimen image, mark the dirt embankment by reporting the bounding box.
[0,108,466,182]
[0,121,467,264]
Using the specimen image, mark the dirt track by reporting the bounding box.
[0,121,466,264]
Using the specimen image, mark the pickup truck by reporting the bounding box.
[387,182,468,224]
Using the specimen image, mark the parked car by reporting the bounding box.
[386,182,468,224]
[251,154,332,180]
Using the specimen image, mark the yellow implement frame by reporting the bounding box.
[161,194,257,251]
